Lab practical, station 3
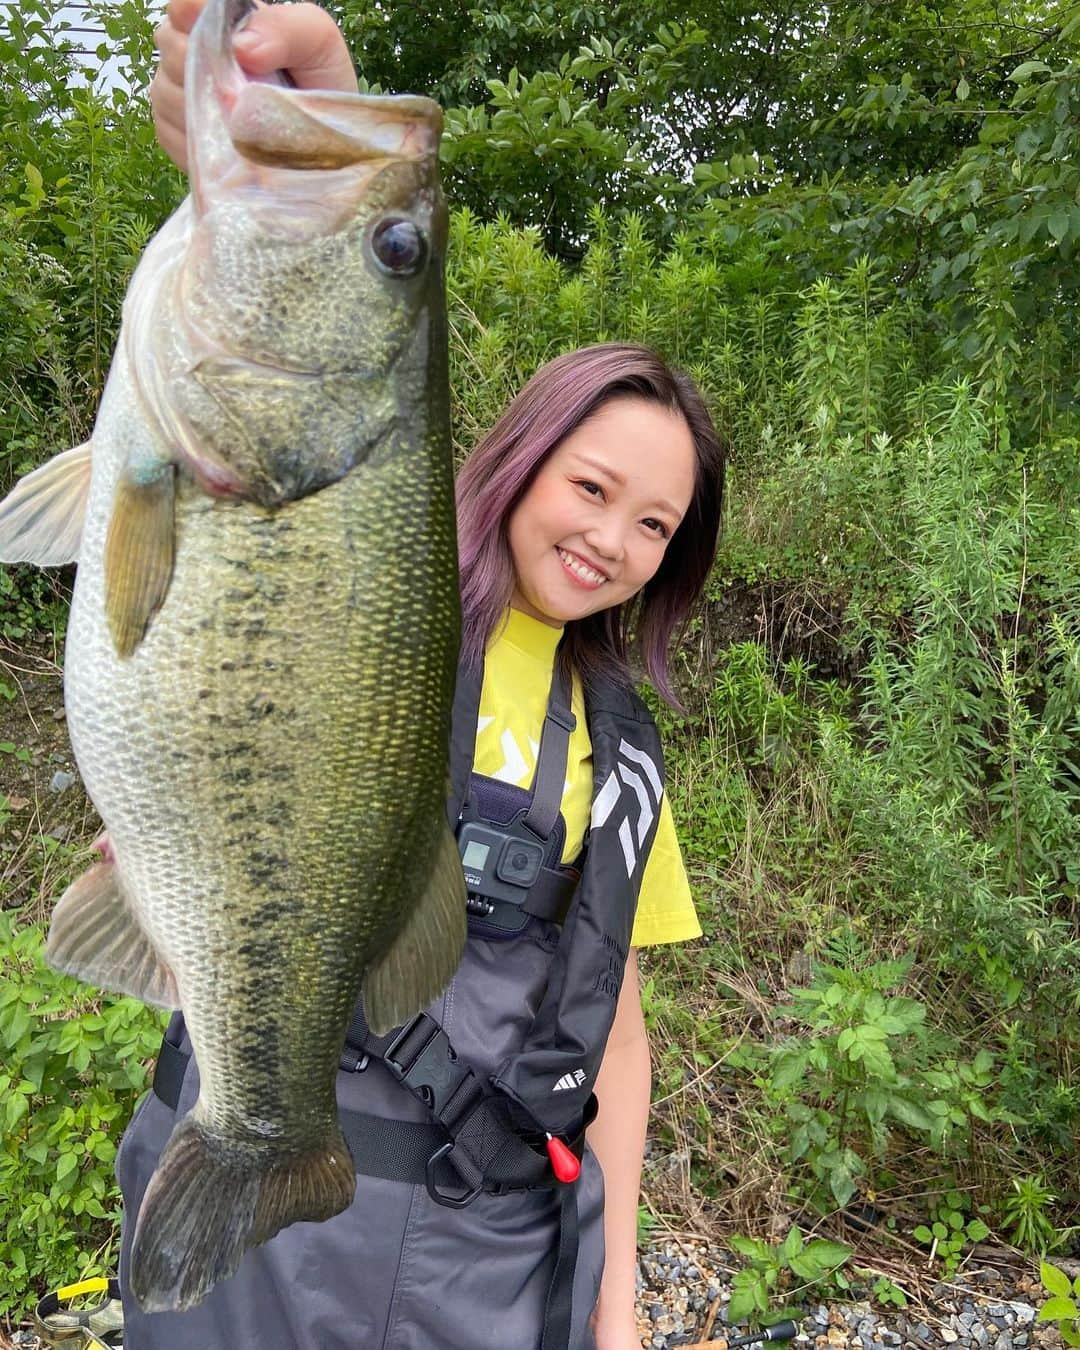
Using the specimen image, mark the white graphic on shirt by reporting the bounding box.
[493,728,530,783]
[590,741,663,877]
[552,1069,588,1093]
[485,727,574,798]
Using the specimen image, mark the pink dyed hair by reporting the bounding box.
[455,343,725,706]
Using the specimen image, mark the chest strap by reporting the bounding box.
[339,1002,589,1350]
[151,1010,590,1350]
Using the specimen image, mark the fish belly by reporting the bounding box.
[65,355,459,1147]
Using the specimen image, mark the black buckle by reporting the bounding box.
[384,1015,474,1119]
[425,1141,483,1209]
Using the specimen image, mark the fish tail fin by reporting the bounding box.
[130,1112,355,1312]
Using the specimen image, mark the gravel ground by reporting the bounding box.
[4,1239,1062,1349]
[633,1238,1063,1350]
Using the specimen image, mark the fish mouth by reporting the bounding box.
[192,354,376,382]
[189,0,443,202]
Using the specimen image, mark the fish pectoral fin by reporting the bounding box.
[0,441,92,565]
[104,464,176,659]
[363,822,467,1035]
[46,858,181,1009]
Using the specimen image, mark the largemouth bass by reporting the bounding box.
[0,0,465,1313]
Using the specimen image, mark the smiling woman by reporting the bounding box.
[507,397,697,627]
[456,343,726,704]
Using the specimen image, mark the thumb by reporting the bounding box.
[231,2,358,93]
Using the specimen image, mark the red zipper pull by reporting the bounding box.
[545,1132,580,1183]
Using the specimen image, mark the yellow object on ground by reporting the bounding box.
[33,1277,123,1348]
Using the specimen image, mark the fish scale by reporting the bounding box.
[0,0,465,1315]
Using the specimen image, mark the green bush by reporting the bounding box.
[0,911,164,1321]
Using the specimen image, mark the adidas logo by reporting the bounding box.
[552,1069,587,1093]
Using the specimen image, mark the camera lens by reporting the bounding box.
[512,852,528,871]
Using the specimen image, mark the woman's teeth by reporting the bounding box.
[557,547,606,585]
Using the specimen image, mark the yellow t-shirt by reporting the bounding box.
[474,608,701,947]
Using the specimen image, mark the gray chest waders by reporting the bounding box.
[147,652,665,1348]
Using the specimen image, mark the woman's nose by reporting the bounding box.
[584,518,625,562]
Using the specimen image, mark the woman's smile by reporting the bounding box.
[555,546,609,588]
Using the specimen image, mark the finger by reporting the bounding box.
[231,3,357,93]
[153,18,188,87]
[162,0,207,39]
[156,122,189,174]
[150,74,187,146]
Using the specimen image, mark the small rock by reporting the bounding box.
[987,1307,1008,1320]
[49,769,76,793]
[52,706,66,720]
[940,1329,959,1344]
[993,1335,1011,1350]
[914,1327,933,1343]
[973,1325,990,1347]
[1015,1308,1035,1326]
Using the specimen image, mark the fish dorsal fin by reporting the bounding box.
[363,820,466,1035]
[104,466,177,659]
[47,856,180,1009]
[0,441,92,566]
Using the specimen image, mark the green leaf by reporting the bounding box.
[779,1225,803,1262]
[772,1049,810,1091]
[728,1271,767,1324]
[55,1152,78,1182]
[888,1096,935,1132]
[829,1164,856,1208]
[1048,211,1070,243]
[966,1219,990,1242]
[1042,1264,1073,1299]
[1039,1298,1080,1322]
[730,1235,769,1261]
[1007,60,1052,82]
[805,1240,852,1267]
[788,1252,826,1282]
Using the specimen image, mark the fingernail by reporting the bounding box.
[232,30,266,60]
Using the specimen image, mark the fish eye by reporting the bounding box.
[370,217,427,277]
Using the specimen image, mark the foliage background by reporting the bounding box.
[1,0,1078,1326]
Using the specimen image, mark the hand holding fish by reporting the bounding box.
[152,0,358,170]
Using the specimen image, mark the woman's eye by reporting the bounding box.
[576,480,603,497]
[644,518,669,538]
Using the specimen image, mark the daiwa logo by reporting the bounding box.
[552,1069,588,1093]
[590,740,663,876]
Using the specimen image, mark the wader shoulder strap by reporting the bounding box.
[522,657,575,841]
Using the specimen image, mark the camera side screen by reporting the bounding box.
[461,840,491,871]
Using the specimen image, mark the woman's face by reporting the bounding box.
[507,395,696,627]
